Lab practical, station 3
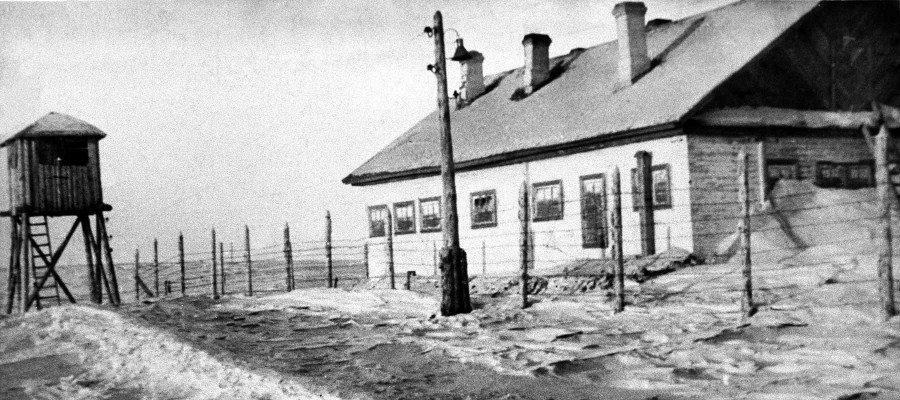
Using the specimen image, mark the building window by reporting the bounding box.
[816,161,846,188]
[580,174,608,249]
[368,205,387,237]
[533,180,563,221]
[631,164,672,210]
[419,197,442,233]
[816,161,874,189]
[847,161,874,189]
[36,138,89,166]
[393,201,416,234]
[766,159,799,189]
[652,165,672,208]
[798,163,815,181]
[471,190,497,228]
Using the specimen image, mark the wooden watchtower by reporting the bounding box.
[3,112,121,313]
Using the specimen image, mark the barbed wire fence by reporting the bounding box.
[55,181,892,312]
[45,135,900,322]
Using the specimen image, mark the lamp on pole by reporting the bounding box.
[425,11,472,316]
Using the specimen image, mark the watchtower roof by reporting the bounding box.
[0,112,106,148]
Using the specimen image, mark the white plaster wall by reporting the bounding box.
[360,135,692,278]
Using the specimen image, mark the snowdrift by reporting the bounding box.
[0,305,342,400]
[720,179,890,266]
[219,287,440,318]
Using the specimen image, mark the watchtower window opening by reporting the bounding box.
[37,138,89,166]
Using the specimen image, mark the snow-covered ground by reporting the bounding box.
[0,304,343,399]
[3,257,900,399]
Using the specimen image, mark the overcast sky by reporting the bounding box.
[0,0,736,264]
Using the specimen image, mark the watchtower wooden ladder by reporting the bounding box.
[28,216,61,309]
[4,212,120,314]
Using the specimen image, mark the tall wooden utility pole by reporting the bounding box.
[430,11,472,316]
[875,126,896,320]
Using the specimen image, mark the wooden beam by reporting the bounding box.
[136,275,154,298]
[97,213,121,305]
[692,107,882,129]
[85,217,114,304]
[6,217,22,314]
[80,215,99,303]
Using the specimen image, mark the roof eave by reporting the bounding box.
[344,122,682,186]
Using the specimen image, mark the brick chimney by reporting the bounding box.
[612,2,650,86]
[522,33,552,94]
[459,51,485,104]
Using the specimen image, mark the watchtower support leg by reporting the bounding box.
[6,217,22,314]
[21,212,31,314]
[96,212,121,305]
[88,216,114,304]
[80,215,100,303]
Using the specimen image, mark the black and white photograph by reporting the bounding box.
[2,0,900,399]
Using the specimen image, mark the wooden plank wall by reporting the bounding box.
[8,139,103,215]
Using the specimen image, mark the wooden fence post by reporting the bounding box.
[757,140,768,205]
[363,242,370,280]
[635,150,655,256]
[405,271,416,290]
[482,240,486,276]
[519,180,530,309]
[284,223,294,291]
[386,208,395,289]
[666,226,671,251]
[876,126,896,320]
[738,149,755,320]
[153,238,159,297]
[219,242,226,295]
[212,228,218,299]
[325,211,333,288]
[245,225,253,296]
[611,167,625,313]
[134,249,140,302]
[179,232,185,295]
[432,241,437,276]
[229,242,234,293]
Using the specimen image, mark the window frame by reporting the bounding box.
[631,164,672,211]
[815,161,846,188]
[367,205,388,238]
[470,189,498,229]
[418,196,442,233]
[846,160,875,189]
[814,160,875,189]
[651,164,672,210]
[765,158,800,189]
[579,174,608,249]
[532,179,564,222]
[392,201,416,235]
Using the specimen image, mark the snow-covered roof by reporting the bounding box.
[0,112,107,147]
[344,0,820,185]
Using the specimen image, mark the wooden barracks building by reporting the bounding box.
[343,0,900,276]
